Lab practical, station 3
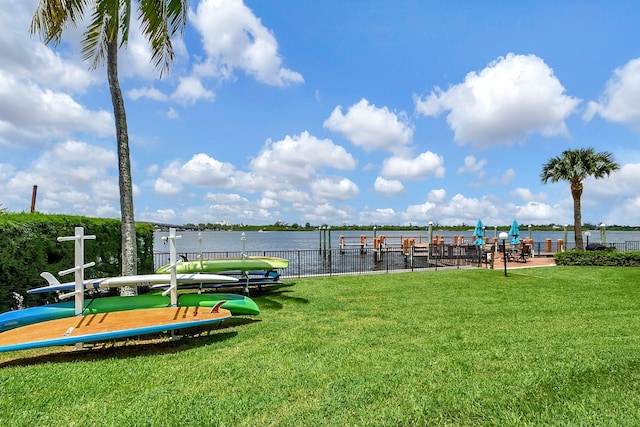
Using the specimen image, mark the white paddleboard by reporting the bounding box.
[27,272,238,294]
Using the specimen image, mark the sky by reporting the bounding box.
[2,0,640,228]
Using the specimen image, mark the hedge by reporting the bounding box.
[0,213,155,312]
[554,248,640,267]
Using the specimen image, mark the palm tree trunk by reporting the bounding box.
[107,37,138,295]
[572,182,584,250]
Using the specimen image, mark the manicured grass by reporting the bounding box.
[1,266,640,426]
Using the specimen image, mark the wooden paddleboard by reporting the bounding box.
[0,293,260,333]
[0,305,231,353]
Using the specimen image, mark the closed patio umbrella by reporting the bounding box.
[473,219,485,246]
[509,219,520,245]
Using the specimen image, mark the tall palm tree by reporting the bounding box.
[31,1,188,294]
[541,148,619,250]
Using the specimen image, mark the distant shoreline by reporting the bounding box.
[150,223,640,233]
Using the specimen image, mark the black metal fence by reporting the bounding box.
[608,241,640,252]
[153,240,640,278]
[153,244,484,278]
[534,240,640,253]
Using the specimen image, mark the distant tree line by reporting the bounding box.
[178,221,640,232]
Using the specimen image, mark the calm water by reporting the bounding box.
[153,229,637,253]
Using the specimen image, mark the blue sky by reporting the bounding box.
[2,0,640,227]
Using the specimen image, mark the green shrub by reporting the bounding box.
[0,213,154,311]
[554,248,640,266]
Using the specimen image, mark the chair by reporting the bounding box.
[517,245,531,263]
[482,244,495,264]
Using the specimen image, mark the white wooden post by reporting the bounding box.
[161,228,181,307]
[57,227,95,316]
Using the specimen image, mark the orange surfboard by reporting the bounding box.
[0,303,231,353]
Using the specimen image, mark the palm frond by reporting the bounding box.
[32,0,187,74]
[540,148,619,185]
[82,2,110,69]
[139,0,188,76]
[30,0,91,45]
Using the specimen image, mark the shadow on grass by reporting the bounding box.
[252,285,309,310]
[0,317,259,368]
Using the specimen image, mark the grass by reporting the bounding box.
[1,266,640,426]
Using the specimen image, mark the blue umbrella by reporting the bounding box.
[509,219,520,245]
[473,219,485,246]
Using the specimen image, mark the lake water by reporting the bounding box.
[153,229,638,253]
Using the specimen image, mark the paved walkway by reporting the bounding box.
[484,254,556,270]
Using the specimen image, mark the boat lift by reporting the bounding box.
[339,235,367,254]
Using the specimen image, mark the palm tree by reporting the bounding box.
[541,148,619,250]
[31,1,188,294]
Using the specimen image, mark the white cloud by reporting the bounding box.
[204,193,256,214]
[583,58,640,128]
[154,177,182,197]
[263,188,311,204]
[56,190,91,205]
[295,202,353,224]
[190,198,278,224]
[426,188,447,203]
[458,155,486,174]
[139,209,178,223]
[170,76,215,104]
[604,196,640,225]
[53,140,115,165]
[512,201,559,222]
[586,162,637,199]
[402,193,499,226]
[359,208,398,225]
[190,0,303,86]
[0,71,113,148]
[381,151,445,180]
[258,197,280,209]
[118,24,158,80]
[128,86,169,102]
[414,53,580,147]
[0,163,15,183]
[248,131,357,183]
[374,177,404,196]
[94,204,120,218]
[0,140,125,217]
[311,177,360,201]
[509,187,548,202]
[501,168,516,185]
[324,98,414,152]
[166,107,180,119]
[402,201,438,222]
[91,180,120,203]
[1,1,99,94]
[162,153,235,187]
[433,193,484,219]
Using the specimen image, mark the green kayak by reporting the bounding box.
[156,256,289,274]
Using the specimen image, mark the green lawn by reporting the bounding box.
[1,266,640,426]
